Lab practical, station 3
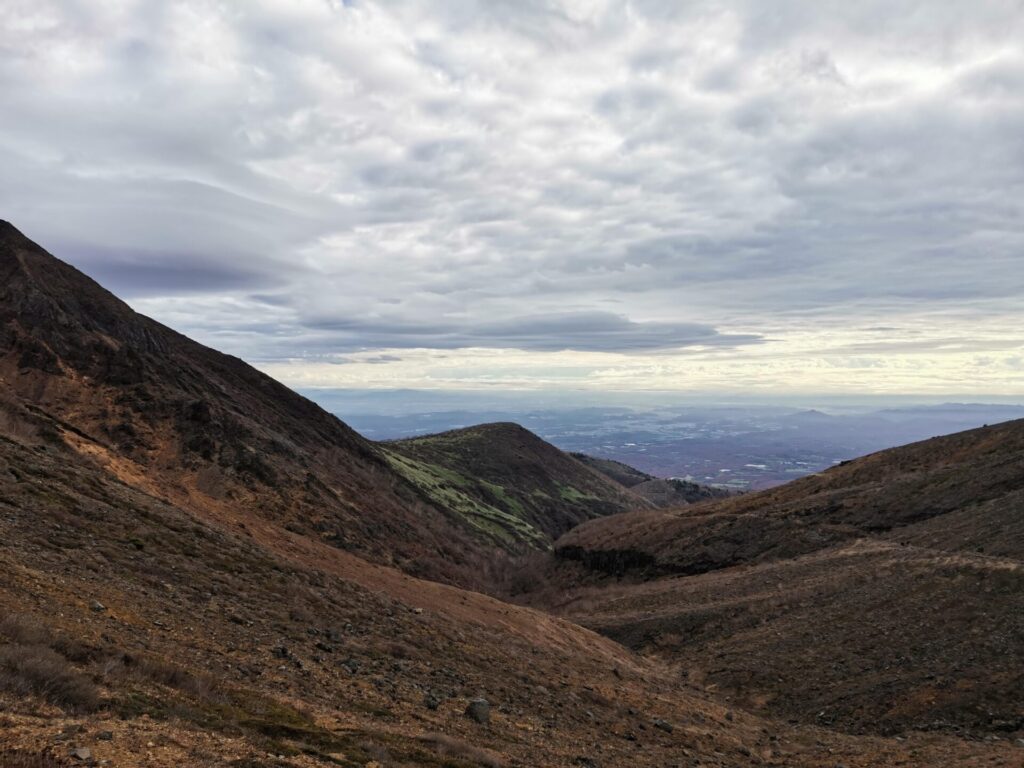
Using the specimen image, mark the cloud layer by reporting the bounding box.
[1,1,1022,390]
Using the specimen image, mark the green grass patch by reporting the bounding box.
[557,484,598,504]
[382,449,546,549]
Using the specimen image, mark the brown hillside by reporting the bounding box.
[3,426,1012,765]
[569,454,655,488]
[0,221,1018,766]
[544,417,1024,741]
[0,220,509,587]
[555,539,1024,737]
[571,453,735,509]
[556,418,1024,576]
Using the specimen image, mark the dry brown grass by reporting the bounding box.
[0,613,101,713]
[0,614,52,646]
[0,644,100,713]
[0,750,71,767]
[419,733,506,768]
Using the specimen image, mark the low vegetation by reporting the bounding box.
[0,615,100,713]
[420,733,507,767]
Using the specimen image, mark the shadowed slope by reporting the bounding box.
[0,221,510,585]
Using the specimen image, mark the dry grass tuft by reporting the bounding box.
[419,733,506,767]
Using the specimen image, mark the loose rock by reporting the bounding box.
[465,697,491,724]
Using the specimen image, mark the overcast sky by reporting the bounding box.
[2,1,1023,394]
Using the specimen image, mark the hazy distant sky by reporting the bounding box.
[2,1,1023,394]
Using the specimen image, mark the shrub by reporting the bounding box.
[0,644,100,712]
[115,654,217,699]
[0,614,52,646]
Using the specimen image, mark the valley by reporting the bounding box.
[1,220,1022,767]
[331,397,1024,491]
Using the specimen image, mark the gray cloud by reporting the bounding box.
[1,1,1022,367]
[301,311,761,353]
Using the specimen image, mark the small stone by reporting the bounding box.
[90,601,106,612]
[423,691,441,711]
[653,718,674,733]
[97,731,113,741]
[465,697,491,724]
[70,747,92,761]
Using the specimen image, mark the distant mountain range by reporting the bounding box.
[325,398,1024,491]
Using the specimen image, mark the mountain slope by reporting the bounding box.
[2,221,1019,765]
[571,453,735,508]
[556,539,1024,737]
[545,419,1024,739]
[569,453,654,487]
[556,419,1024,576]
[2,220,630,586]
[385,424,651,546]
[6,427,1014,766]
[0,418,743,766]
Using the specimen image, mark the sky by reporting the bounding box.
[2,0,1023,395]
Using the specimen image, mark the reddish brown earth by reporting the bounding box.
[1,220,1021,766]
